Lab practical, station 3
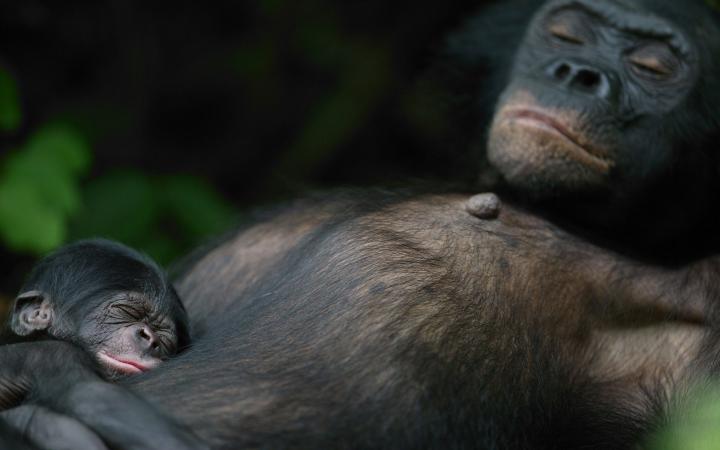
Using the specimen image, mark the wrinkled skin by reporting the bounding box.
[80,293,181,377]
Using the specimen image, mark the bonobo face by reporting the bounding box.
[10,239,190,379]
[488,0,703,196]
[79,292,182,378]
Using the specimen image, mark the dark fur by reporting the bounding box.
[79,190,718,450]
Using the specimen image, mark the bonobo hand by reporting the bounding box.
[1,405,109,450]
[0,341,208,450]
[465,192,502,219]
[57,381,209,450]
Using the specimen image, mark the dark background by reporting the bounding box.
[3,3,720,447]
[0,0,497,311]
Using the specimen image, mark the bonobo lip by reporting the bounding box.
[502,108,612,167]
[97,352,150,374]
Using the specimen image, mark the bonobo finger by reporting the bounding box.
[465,193,502,219]
[1,405,108,450]
[61,381,209,450]
[0,418,39,450]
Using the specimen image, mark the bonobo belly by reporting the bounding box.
[129,192,716,449]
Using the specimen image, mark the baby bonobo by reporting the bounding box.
[5,238,190,379]
[0,239,204,450]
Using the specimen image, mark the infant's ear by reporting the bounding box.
[10,290,54,336]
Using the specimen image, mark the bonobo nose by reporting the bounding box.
[136,324,161,357]
[545,60,613,99]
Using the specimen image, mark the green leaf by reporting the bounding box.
[648,385,720,450]
[69,171,237,265]
[135,231,181,266]
[4,150,81,217]
[2,124,91,217]
[25,124,92,176]
[0,68,21,132]
[159,175,238,239]
[69,171,159,245]
[0,179,65,253]
[0,124,92,254]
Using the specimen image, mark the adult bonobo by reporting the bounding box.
[445,0,720,256]
[7,191,720,449]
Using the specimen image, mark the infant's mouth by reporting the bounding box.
[98,352,149,374]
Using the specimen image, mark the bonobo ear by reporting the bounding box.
[10,290,54,336]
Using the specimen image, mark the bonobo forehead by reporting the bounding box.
[536,0,691,50]
[21,239,182,317]
[540,0,718,38]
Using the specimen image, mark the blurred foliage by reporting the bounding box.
[273,44,391,180]
[0,67,238,265]
[0,67,20,132]
[69,172,238,264]
[648,384,720,450]
[0,124,91,254]
[227,2,398,187]
[0,131,237,264]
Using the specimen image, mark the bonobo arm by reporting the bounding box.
[1,405,108,450]
[0,416,40,450]
[0,341,207,450]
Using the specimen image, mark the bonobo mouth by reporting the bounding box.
[501,107,612,171]
[97,352,152,375]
